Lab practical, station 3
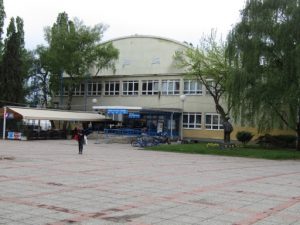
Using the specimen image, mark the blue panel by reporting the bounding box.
[107,109,128,114]
[128,113,140,119]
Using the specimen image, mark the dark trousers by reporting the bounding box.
[78,141,83,154]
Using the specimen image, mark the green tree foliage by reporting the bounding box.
[0,0,5,52]
[175,31,233,142]
[227,0,300,149]
[0,0,32,107]
[0,17,32,107]
[27,46,51,107]
[43,12,119,110]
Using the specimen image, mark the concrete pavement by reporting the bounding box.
[0,139,299,225]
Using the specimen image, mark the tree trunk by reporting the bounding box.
[296,129,300,151]
[297,121,300,151]
[214,101,232,143]
[66,87,73,110]
[296,108,300,151]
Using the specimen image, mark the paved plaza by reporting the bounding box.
[0,140,299,225]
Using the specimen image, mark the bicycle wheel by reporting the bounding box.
[131,141,141,147]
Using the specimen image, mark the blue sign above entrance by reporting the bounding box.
[107,109,128,114]
[128,113,140,119]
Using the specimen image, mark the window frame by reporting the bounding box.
[73,84,85,96]
[161,79,180,95]
[205,113,223,130]
[183,112,202,129]
[104,81,120,96]
[122,80,139,96]
[184,80,203,95]
[87,82,101,96]
[142,80,159,95]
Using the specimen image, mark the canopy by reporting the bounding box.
[93,105,182,112]
[1,106,105,121]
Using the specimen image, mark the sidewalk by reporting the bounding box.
[0,140,299,225]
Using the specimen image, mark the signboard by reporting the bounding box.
[157,122,164,133]
[7,132,22,140]
[107,109,128,114]
[128,113,140,119]
[5,113,14,119]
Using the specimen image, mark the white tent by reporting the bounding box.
[1,106,106,140]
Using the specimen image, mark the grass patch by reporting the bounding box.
[146,143,300,160]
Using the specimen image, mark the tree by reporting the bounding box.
[226,0,300,150]
[27,46,51,107]
[175,31,233,143]
[0,0,5,106]
[0,0,5,52]
[43,12,119,110]
[0,16,32,107]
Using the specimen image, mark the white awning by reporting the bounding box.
[2,107,105,121]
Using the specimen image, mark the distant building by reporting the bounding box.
[54,35,229,140]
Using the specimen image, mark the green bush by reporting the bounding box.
[256,134,296,148]
[236,131,254,145]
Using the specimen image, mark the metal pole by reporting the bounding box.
[180,95,186,141]
[84,78,88,111]
[92,98,100,144]
[170,112,173,139]
[181,107,184,141]
[84,73,91,111]
[60,71,64,108]
[95,126,100,144]
[2,106,6,140]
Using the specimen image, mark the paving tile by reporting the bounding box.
[0,140,299,225]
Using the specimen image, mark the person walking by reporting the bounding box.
[73,127,78,140]
[77,129,84,154]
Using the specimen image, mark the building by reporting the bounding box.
[56,35,226,140]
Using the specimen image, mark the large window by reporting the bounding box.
[184,80,202,95]
[105,81,120,96]
[161,79,180,95]
[142,80,159,95]
[205,113,223,130]
[183,113,202,129]
[122,80,139,95]
[87,82,101,96]
[73,84,85,96]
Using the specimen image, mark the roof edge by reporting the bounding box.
[102,34,189,48]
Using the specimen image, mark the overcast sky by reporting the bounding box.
[5,0,245,50]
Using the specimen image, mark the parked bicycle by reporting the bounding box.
[153,132,171,145]
[131,135,160,147]
[131,133,170,147]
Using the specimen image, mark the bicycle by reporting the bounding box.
[131,135,160,147]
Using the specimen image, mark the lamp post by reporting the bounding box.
[2,106,6,140]
[84,73,91,111]
[92,98,100,144]
[180,94,186,141]
[59,71,64,108]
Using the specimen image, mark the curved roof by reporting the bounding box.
[103,34,189,48]
[95,35,188,76]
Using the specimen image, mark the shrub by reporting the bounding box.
[236,131,254,145]
[256,134,296,148]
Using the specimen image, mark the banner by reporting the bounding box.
[7,132,22,140]
[107,109,128,114]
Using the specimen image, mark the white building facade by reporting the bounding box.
[56,35,225,140]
